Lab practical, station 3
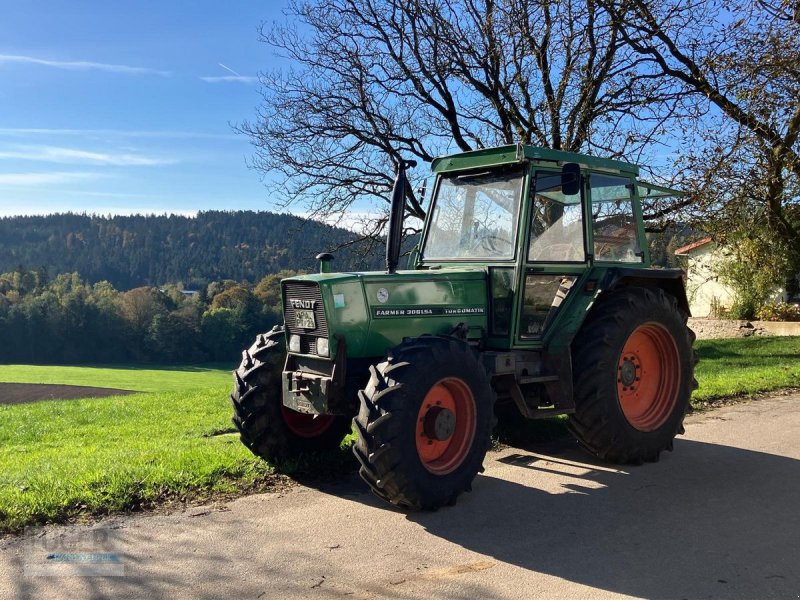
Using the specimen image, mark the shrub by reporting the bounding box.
[715,234,793,321]
[755,302,800,322]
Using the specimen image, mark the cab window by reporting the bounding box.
[527,171,585,263]
[422,167,523,260]
[589,174,642,263]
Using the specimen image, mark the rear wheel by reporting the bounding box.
[231,326,351,463]
[353,336,495,510]
[568,287,697,464]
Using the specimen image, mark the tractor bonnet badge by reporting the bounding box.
[377,288,389,303]
[289,298,316,309]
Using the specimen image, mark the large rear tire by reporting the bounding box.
[353,336,495,510]
[568,287,697,464]
[231,326,352,463]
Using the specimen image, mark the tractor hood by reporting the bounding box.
[281,268,489,358]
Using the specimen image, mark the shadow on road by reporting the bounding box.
[314,431,800,598]
[412,437,799,598]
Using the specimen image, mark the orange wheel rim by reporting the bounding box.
[281,405,335,438]
[617,322,681,431]
[415,378,477,475]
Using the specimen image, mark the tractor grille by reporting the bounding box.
[299,336,317,355]
[283,282,329,340]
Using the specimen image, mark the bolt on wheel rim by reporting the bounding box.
[415,377,477,475]
[617,322,681,432]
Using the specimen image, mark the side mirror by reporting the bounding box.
[386,158,417,274]
[561,163,581,197]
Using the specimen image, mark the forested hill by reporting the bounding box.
[0,211,382,289]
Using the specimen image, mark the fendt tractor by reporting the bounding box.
[230,144,697,510]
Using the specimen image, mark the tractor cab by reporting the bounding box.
[416,144,682,350]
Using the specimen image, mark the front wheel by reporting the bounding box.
[230,326,352,463]
[353,336,495,510]
[568,287,697,464]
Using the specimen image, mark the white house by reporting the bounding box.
[674,238,732,317]
[674,238,788,317]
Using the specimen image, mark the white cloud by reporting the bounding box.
[291,209,386,233]
[0,204,198,217]
[0,128,236,141]
[0,145,176,166]
[218,62,240,76]
[292,205,425,234]
[6,189,156,199]
[0,54,170,76]
[0,171,101,186]
[200,75,257,84]
[201,62,257,84]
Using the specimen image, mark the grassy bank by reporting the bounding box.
[0,335,797,532]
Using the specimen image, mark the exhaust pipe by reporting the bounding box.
[386,158,417,274]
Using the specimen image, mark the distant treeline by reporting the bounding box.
[0,213,692,365]
[0,211,382,290]
[0,211,690,294]
[0,269,298,364]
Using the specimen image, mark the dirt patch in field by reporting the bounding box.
[0,383,136,405]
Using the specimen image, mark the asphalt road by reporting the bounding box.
[2,393,799,600]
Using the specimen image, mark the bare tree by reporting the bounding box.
[602,0,800,260]
[241,0,691,233]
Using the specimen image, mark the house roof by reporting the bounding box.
[674,236,713,256]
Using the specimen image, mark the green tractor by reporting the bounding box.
[231,144,696,510]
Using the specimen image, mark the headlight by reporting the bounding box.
[316,337,329,357]
[289,334,301,353]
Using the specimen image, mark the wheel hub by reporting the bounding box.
[415,378,478,475]
[422,406,456,441]
[619,356,639,388]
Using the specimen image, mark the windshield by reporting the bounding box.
[422,167,523,260]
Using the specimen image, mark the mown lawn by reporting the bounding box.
[0,335,797,533]
[0,363,232,393]
[693,336,800,401]
[0,364,280,533]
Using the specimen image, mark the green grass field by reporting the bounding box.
[693,336,800,401]
[0,363,232,393]
[0,335,797,533]
[0,364,281,533]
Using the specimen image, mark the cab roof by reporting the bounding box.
[431,143,640,177]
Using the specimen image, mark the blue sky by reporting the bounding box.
[0,0,290,216]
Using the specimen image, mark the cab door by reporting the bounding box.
[515,169,588,345]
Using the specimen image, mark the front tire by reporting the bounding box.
[568,287,697,464]
[353,336,495,510]
[231,326,352,463]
